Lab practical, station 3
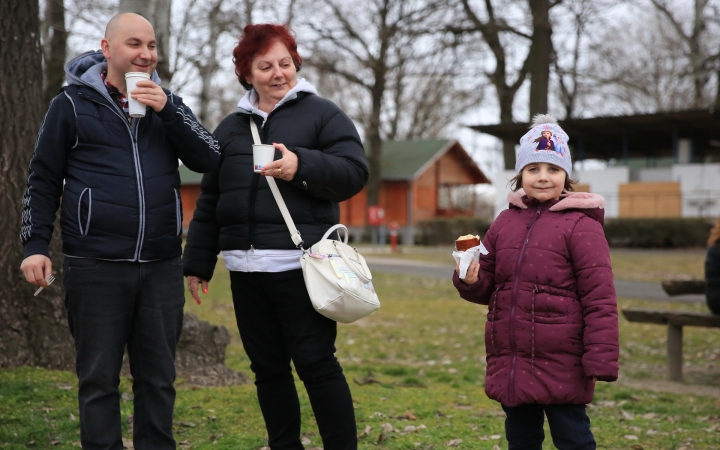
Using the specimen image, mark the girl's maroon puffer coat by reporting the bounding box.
[453,191,619,407]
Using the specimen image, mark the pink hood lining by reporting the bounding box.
[508,189,606,211]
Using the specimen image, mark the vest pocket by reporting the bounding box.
[174,188,182,236]
[77,188,92,237]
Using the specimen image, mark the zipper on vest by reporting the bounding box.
[508,205,542,405]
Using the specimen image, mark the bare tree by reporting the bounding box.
[0,0,76,369]
[648,0,720,108]
[586,6,701,113]
[168,0,300,129]
[119,0,173,84]
[41,0,68,106]
[583,0,720,114]
[551,0,616,118]
[171,0,249,126]
[447,0,533,169]
[65,0,116,46]
[303,0,448,207]
[527,0,553,117]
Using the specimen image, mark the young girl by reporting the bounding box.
[454,115,619,449]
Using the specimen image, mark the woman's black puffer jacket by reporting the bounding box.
[183,92,369,281]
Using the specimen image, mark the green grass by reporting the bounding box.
[2,257,720,449]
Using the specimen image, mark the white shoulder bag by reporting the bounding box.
[249,119,380,323]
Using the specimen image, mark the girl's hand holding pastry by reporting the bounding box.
[456,259,480,284]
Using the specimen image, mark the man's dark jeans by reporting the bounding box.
[502,403,596,450]
[230,269,357,450]
[63,257,185,450]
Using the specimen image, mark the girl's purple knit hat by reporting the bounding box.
[516,114,572,176]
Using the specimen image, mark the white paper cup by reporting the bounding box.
[253,144,275,173]
[124,72,151,118]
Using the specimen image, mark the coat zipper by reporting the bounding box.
[508,205,542,405]
[131,118,147,260]
[81,94,146,261]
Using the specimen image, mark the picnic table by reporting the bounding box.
[621,279,718,382]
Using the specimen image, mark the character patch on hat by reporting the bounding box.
[533,126,564,156]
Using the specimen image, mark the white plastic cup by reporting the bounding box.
[124,72,151,118]
[253,144,275,173]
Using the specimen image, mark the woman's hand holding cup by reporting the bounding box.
[261,143,297,181]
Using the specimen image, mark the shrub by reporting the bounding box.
[603,218,713,248]
[416,217,491,246]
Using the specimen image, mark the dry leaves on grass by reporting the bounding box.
[446,438,463,446]
[358,425,372,439]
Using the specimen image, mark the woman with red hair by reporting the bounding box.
[183,24,367,449]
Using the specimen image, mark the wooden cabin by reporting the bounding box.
[179,139,490,241]
[178,166,202,234]
[340,140,490,243]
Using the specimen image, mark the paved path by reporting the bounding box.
[365,257,705,304]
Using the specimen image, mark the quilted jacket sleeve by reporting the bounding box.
[288,107,368,202]
[569,215,619,381]
[182,167,221,282]
[452,223,498,305]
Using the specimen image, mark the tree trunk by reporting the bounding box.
[194,1,224,126]
[42,0,68,107]
[0,0,76,370]
[528,0,551,117]
[716,68,720,110]
[119,0,173,86]
[498,85,516,170]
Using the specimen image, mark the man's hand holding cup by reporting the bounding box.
[125,73,167,116]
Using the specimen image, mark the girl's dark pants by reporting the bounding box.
[502,403,596,450]
[230,269,357,450]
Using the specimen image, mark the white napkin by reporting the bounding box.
[452,243,489,279]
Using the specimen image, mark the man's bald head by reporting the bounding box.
[101,13,158,89]
[105,13,154,41]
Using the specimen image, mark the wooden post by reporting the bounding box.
[667,323,683,382]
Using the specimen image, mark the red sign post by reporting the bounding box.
[367,206,384,226]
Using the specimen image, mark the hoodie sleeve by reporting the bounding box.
[21,93,75,258]
[569,215,619,381]
[452,225,498,305]
[287,108,368,202]
[157,92,220,173]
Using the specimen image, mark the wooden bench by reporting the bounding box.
[621,308,720,382]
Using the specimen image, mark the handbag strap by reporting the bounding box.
[249,118,304,249]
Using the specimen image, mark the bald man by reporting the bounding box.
[20,13,220,449]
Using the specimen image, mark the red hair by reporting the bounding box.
[233,24,302,90]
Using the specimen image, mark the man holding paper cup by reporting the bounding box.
[19,13,220,450]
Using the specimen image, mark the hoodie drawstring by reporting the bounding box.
[531,284,538,379]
